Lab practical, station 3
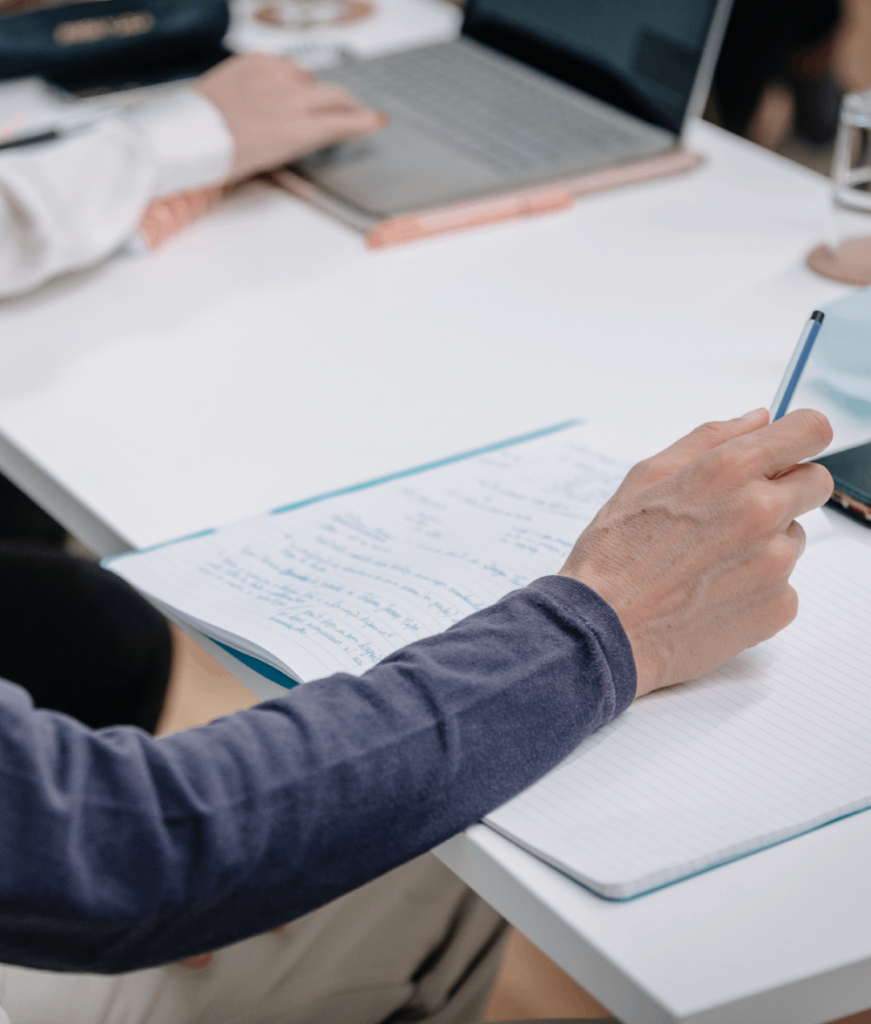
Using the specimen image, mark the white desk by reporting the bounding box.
[1,120,869,1023]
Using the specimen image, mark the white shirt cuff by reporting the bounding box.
[126,87,234,198]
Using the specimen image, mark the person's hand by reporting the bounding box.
[175,926,285,970]
[178,952,213,969]
[194,53,388,182]
[559,408,834,696]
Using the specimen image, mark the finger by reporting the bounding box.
[733,408,833,478]
[785,517,807,562]
[303,109,389,146]
[242,51,315,84]
[277,57,316,84]
[771,461,834,521]
[638,408,769,481]
[299,83,370,114]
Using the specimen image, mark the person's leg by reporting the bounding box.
[483,929,614,1021]
[0,621,505,1024]
[159,853,505,1024]
[0,854,506,1024]
[0,476,65,547]
[0,543,172,732]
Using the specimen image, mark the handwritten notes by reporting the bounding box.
[108,425,871,899]
[109,427,629,682]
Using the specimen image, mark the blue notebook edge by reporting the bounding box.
[101,419,582,566]
[100,419,583,680]
[211,641,299,691]
[268,419,583,516]
[484,778,871,901]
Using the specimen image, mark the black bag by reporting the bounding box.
[0,0,230,92]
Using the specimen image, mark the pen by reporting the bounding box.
[769,310,825,421]
[0,130,59,152]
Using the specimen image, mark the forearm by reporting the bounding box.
[0,90,232,298]
[0,577,635,972]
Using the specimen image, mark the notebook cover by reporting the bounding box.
[816,442,871,510]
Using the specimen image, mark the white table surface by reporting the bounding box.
[2,114,871,1023]
[0,120,853,553]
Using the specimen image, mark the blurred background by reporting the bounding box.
[445,0,871,177]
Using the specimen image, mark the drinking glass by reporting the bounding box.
[808,88,871,284]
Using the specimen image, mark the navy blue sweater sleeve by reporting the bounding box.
[0,577,635,973]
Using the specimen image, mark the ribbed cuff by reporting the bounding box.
[527,575,637,717]
[127,87,234,198]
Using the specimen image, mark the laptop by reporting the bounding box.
[292,0,733,219]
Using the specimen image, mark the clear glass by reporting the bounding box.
[787,93,871,468]
[808,90,871,285]
[833,89,871,213]
[797,94,871,455]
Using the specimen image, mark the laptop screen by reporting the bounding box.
[463,0,722,134]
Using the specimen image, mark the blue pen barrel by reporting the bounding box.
[770,311,825,422]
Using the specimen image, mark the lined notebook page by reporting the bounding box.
[107,426,629,682]
[486,538,871,899]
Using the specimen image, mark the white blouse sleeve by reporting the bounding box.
[0,88,233,299]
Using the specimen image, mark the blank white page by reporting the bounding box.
[486,538,871,899]
[107,425,629,682]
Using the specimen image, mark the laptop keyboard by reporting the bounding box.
[326,42,650,176]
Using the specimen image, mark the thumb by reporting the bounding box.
[643,408,769,481]
[316,109,389,145]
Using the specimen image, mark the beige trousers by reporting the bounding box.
[0,854,507,1024]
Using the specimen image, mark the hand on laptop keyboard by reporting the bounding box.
[195,53,389,182]
[328,44,646,176]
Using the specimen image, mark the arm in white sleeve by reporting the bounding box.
[0,88,233,299]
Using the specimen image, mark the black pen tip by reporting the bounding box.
[811,310,825,323]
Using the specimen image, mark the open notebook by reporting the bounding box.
[106,423,871,900]
[105,422,625,684]
[486,537,871,897]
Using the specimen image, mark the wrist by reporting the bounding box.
[128,87,234,198]
[538,574,639,708]
[556,566,653,698]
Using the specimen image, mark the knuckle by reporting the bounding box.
[750,488,782,529]
[622,454,667,491]
[808,462,834,499]
[628,456,655,482]
[756,587,799,641]
[766,534,799,577]
[702,444,730,472]
[692,420,729,447]
[747,587,798,646]
[790,518,807,555]
[705,443,753,484]
[723,475,781,529]
[776,586,799,628]
[793,408,833,449]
